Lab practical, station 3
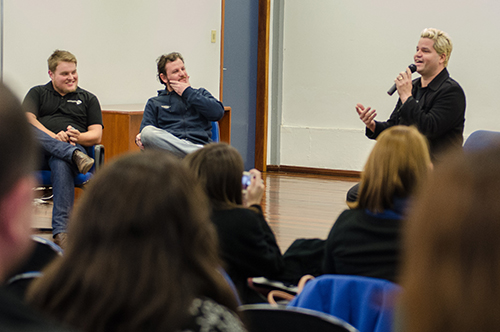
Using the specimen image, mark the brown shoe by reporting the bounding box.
[72,150,94,174]
[53,232,68,249]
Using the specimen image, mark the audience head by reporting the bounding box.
[420,28,453,67]
[184,143,245,208]
[400,146,500,332]
[27,151,237,331]
[47,50,77,73]
[0,83,37,280]
[157,52,184,86]
[351,125,431,213]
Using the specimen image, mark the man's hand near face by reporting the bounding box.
[169,76,191,96]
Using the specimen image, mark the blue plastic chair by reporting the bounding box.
[211,121,220,143]
[288,275,401,332]
[36,144,104,188]
[463,130,500,152]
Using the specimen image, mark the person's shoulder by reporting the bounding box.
[337,208,365,220]
[29,84,46,90]
[147,89,171,101]
[75,86,99,100]
[214,206,256,217]
[446,75,465,91]
[0,289,75,332]
[237,205,263,218]
[184,297,245,332]
[157,88,170,96]
[327,209,356,240]
[213,206,263,226]
[435,74,465,100]
[27,82,52,93]
[185,86,213,96]
[433,68,463,92]
[333,209,370,229]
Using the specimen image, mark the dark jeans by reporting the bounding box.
[34,127,86,236]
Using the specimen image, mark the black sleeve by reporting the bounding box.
[22,87,41,116]
[322,210,350,274]
[365,101,402,140]
[322,222,338,274]
[241,205,285,277]
[399,83,466,139]
[85,94,103,127]
[214,206,285,278]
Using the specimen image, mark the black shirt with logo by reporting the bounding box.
[23,82,102,133]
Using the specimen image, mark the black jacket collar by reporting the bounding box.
[419,68,450,92]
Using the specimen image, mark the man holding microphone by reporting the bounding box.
[357,28,466,160]
[349,28,466,202]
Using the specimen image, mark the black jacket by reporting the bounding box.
[323,209,401,283]
[211,205,284,303]
[367,68,466,159]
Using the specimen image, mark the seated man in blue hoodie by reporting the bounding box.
[135,52,224,157]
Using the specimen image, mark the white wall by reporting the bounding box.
[273,0,500,171]
[3,0,222,105]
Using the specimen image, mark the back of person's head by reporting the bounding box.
[157,52,184,85]
[48,50,77,73]
[27,150,238,331]
[400,146,500,332]
[352,125,431,213]
[0,83,37,200]
[0,83,38,278]
[184,143,244,208]
[420,28,453,67]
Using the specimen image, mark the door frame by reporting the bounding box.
[219,0,270,171]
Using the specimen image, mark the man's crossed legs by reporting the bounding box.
[140,125,204,158]
[34,127,94,248]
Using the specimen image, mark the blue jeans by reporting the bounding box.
[34,127,86,236]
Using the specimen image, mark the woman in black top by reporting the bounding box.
[323,125,432,282]
[185,143,284,303]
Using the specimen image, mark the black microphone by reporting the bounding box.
[387,64,417,96]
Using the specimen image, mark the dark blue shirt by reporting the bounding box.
[140,86,224,145]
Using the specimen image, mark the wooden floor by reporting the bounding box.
[33,172,358,252]
[261,172,357,251]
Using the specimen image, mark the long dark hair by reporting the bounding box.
[184,143,244,209]
[27,151,238,332]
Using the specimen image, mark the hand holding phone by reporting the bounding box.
[242,171,252,190]
[242,169,265,207]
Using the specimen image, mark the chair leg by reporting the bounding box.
[40,188,53,201]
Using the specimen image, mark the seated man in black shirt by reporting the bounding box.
[23,50,103,248]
